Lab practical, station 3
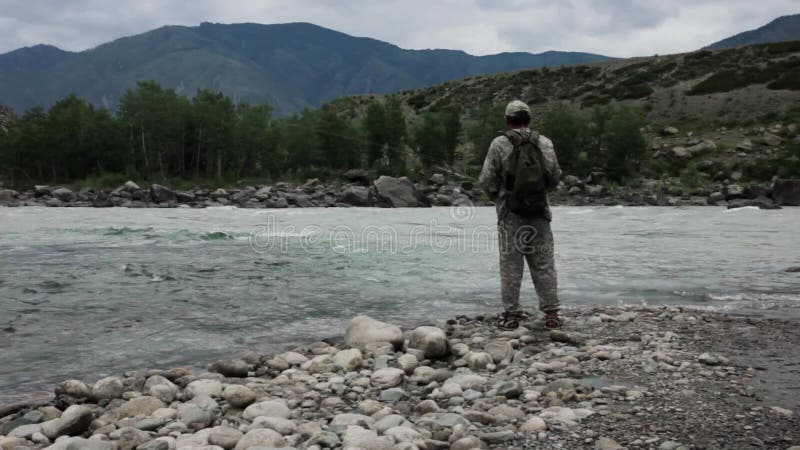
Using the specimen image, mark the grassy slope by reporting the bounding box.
[330,41,800,125]
[328,41,800,185]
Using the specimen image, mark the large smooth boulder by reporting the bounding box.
[724,184,745,201]
[686,140,716,155]
[55,380,92,399]
[116,396,165,418]
[209,425,244,449]
[51,187,75,202]
[144,375,179,403]
[370,368,405,389]
[343,169,370,185]
[242,400,290,420]
[772,179,800,206]
[40,405,93,439]
[176,191,197,203]
[407,326,449,359]
[445,373,488,390]
[667,146,688,158]
[0,189,18,202]
[737,139,753,151]
[34,185,52,197]
[250,416,296,435]
[150,184,177,204]
[301,354,335,373]
[341,425,393,450]
[122,181,140,192]
[223,384,257,408]
[263,197,289,208]
[186,379,223,398]
[234,428,285,449]
[334,349,363,371]
[209,359,250,378]
[372,176,430,208]
[109,426,151,449]
[763,132,782,146]
[254,186,272,200]
[338,185,372,206]
[345,315,404,350]
[429,173,447,185]
[178,395,218,430]
[91,376,124,400]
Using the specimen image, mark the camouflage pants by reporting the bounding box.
[497,213,560,315]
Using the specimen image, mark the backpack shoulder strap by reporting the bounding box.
[505,130,540,148]
[527,129,551,188]
[503,131,524,147]
[529,130,540,147]
[502,132,523,192]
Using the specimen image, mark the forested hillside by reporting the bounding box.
[0,22,608,116]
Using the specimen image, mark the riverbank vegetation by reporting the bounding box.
[1,41,799,190]
[0,82,650,188]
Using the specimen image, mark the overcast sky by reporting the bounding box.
[0,0,797,56]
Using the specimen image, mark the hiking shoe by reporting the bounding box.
[545,313,563,330]
[498,312,523,330]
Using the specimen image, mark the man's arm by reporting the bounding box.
[538,136,561,191]
[479,139,502,201]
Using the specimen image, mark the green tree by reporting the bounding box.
[364,101,387,167]
[191,89,236,179]
[413,111,461,170]
[315,105,362,169]
[466,103,506,165]
[538,104,588,175]
[363,98,408,173]
[119,81,189,179]
[278,109,323,172]
[601,105,648,181]
[233,103,273,177]
[46,95,125,181]
[584,105,613,170]
[0,107,48,183]
[384,98,407,171]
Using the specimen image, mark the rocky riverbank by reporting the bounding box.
[1,173,799,210]
[1,307,798,450]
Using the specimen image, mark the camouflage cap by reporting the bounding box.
[505,100,531,117]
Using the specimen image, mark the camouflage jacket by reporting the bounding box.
[479,128,562,220]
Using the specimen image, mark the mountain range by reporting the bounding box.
[0,15,797,116]
[706,14,800,50]
[0,22,607,116]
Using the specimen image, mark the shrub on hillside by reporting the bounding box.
[679,162,709,188]
[761,41,800,54]
[601,105,649,181]
[767,72,800,90]
[539,104,590,175]
[407,93,428,110]
[778,142,800,178]
[688,69,766,95]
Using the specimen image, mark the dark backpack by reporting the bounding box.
[504,130,549,217]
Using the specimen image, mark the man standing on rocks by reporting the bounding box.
[479,100,562,330]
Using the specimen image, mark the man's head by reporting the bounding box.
[505,100,531,129]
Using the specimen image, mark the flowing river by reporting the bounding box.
[1,206,799,404]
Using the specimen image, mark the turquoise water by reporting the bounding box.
[1,206,799,404]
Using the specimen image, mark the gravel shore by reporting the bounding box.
[1,306,798,450]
